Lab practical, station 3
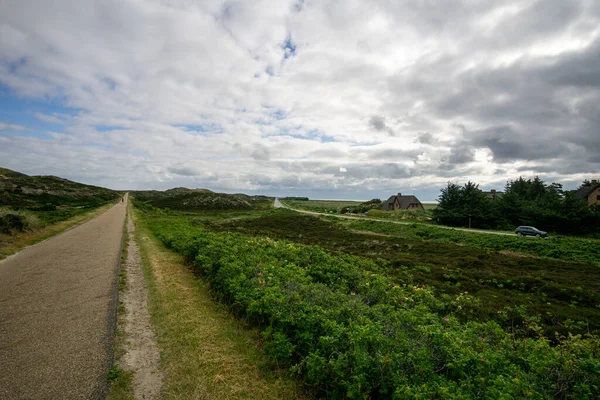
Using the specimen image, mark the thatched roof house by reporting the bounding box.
[381,192,424,211]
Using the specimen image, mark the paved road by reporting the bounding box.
[274,199,515,237]
[0,197,127,399]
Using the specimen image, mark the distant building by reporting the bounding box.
[575,180,600,206]
[484,189,504,199]
[381,192,424,211]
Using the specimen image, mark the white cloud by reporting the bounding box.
[34,113,63,124]
[0,0,598,199]
[0,122,26,131]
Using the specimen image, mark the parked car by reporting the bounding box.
[515,226,548,238]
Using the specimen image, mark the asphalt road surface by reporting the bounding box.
[0,197,127,399]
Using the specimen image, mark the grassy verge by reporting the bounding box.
[133,208,308,399]
[107,204,134,400]
[0,201,118,260]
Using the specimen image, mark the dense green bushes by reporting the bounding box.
[143,211,600,399]
[209,210,600,338]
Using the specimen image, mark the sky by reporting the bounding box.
[1,0,599,201]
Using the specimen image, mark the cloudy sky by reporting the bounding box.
[1,0,599,201]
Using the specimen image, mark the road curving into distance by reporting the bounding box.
[274,198,516,237]
[0,196,127,399]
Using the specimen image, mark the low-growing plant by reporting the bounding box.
[139,208,600,399]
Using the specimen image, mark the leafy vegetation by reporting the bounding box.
[0,167,120,232]
[206,209,600,339]
[137,205,600,399]
[434,177,600,235]
[133,206,307,399]
[133,187,272,211]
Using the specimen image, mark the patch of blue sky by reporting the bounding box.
[94,125,121,132]
[0,130,53,140]
[0,83,80,133]
[176,123,223,134]
[293,0,304,12]
[349,140,381,147]
[282,36,297,59]
[271,109,286,120]
[8,57,27,74]
[255,107,287,125]
[0,84,80,116]
[286,129,337,143]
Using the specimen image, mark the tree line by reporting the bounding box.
[433,177,600,235]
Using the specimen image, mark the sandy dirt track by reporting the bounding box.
[0,198,127,399]
[120,211,163,399]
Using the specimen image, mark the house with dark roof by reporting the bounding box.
[484,189,504,199]
[381,192,424,211]
[575,180,600,206]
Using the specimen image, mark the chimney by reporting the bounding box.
[490,189,496,194]
[397,192,402,197]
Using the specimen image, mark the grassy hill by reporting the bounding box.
[0,167,120,233]
[0,167,120,208]
[132,187,273,211]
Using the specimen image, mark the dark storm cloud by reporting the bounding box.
[415,132,433,144]
[250,143,271,161]
[470,125,569,163]
[516,165,558,173]
[412,38,600,167]
[380,0,600,177]
[368,116,394,136]
[544,42,600,88]
[446,143,475,164]
[168,167,200,176]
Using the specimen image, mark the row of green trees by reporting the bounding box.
[433,177,600,235]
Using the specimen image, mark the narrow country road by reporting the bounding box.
[274,198,515,236]
[0,196,127,399]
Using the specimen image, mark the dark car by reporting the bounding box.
[515,226,548,238]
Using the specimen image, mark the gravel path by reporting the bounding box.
[0,197,127,399]
[120,210,163,399]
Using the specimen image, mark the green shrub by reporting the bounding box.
[143,212,600,399]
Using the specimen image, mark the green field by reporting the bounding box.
[134,200,600,399]
[282,199,363,213]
